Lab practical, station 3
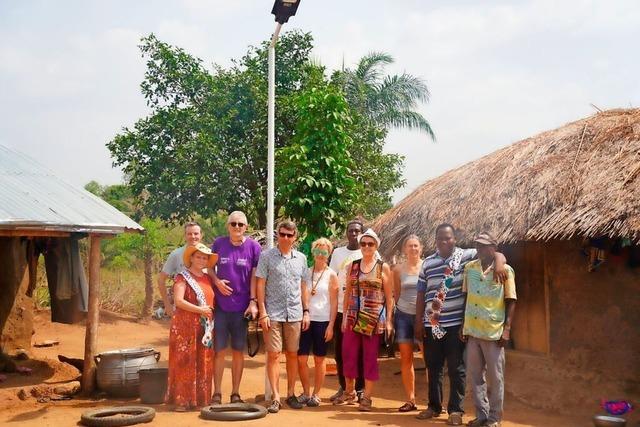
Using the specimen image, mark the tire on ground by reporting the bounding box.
[80,406,156,427]
[200,403,268,421]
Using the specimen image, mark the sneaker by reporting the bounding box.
[358,396,372,412]
[307,395,321,407]
[286,395,304,409]
[416,407,441,420]
[297,394,311,404]
[467,418,488,427]
[356,390,364,403]
[329,387,344,402]
[447,412,463,426]
[267,399,281,414]
[333,390,356,405]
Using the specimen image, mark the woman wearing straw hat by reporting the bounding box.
[166,243,218,411]
[335,228,393,412]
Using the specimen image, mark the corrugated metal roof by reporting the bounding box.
[0,144,143,234]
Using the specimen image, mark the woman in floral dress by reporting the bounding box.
[166,243,218,411]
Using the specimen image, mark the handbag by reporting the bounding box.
[351,260,384,336]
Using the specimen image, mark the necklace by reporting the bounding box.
[311,265,327,296]
[480,261,494,281]
[359,258,378,275]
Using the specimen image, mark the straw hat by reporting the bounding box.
[183,243,218,269]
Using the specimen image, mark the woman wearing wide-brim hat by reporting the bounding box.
[166,243,219,411]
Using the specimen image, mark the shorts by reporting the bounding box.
[394,308,416,344]
[214,307,247,352]
[298,321,330,357]
[264,320,301,353]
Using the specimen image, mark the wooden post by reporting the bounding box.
[82,234,101,394]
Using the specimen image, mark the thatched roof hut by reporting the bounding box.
[373,108,640,259]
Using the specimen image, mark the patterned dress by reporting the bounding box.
[165,273,215,408]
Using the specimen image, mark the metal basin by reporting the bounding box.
[593,415,627,427]
[95,347,160,397]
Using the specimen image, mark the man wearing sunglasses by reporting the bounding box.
[208,211,261,405]
[256,220,310,413]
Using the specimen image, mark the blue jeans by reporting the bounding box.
[394,308,416,343]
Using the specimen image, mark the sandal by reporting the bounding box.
[333,390,356,405]
[267,399,281,413]
[174,405,188,412]
[399,401,417,412]
[358,396,372,412]
[230,393,244,404]
[211,392,222,405]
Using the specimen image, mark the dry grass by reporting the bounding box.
[33,267,148,317]
[372,108,640,259]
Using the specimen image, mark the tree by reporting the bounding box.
[108,32,314,227]
[332,52,434,139]
[279,79,357,249]
[107,34,428,229]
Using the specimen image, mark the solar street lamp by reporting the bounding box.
[266,0,301,249]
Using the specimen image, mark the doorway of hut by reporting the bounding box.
[501,242,549,355]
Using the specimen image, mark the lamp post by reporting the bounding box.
[262,0,301,404]
[267,0,300,250]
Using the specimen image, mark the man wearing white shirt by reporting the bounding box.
[328,219,366,401]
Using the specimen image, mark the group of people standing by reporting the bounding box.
[161,213,517,427]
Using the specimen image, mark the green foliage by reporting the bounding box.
[332,51,434,139]
[107,33,431,231]
[280,81,357,247]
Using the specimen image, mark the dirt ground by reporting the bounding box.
[0,310,611,426]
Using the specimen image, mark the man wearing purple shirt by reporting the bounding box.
[209,211,261,404]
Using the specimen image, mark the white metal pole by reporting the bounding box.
[266,23,282,251]
[265,22,282,403]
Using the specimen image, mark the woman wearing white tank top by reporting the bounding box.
[297,238,338,406]
[392,234,423,412]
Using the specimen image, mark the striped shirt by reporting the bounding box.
[416,248,477,328]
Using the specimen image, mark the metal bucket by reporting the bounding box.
[139,367,168,404]
[95,347,160,397]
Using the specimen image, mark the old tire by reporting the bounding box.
[200,403,268,421]
[80,406,155,427]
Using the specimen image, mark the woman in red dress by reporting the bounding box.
[166,243,218,411]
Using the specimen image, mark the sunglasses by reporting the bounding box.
[278,231,295,238]
[311,248,330,257]
[229,222,246,228]
[359,241,377,248]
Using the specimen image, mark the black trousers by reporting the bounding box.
[334,312,364,391]
[423,324,466,414]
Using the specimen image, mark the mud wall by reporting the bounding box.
[504,239,639,415]
[0,237,34,351]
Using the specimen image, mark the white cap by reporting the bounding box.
[357,228,380,246]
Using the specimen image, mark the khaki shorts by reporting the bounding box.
[264,320,301,353]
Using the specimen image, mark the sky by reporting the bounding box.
[1,0,639,204]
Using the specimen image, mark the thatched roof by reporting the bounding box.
[372,108,640,258]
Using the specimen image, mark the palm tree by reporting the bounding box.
[334,52,435,140]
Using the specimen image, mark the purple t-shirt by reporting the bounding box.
[211,236,262,312]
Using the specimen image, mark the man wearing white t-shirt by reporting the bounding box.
[328,219,366,401]
[156,222,203,316]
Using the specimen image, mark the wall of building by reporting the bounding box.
[503,239,639,416]
[0,237,34,352]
